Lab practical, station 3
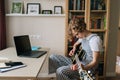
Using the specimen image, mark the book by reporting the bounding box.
[69,0,73,10]
[81,0,85,10]
[90,17,103,29]
[77,0,81,10]
[0,64,26,73]
[73,0,77,10]
[91,0,106,10]
[0,62,27,73]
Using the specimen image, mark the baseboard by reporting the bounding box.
[106,72,116,77]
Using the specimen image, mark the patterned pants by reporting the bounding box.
[49,54,80,80]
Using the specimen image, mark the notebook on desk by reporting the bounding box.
[13,35,47,58]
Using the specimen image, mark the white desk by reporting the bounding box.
[0,47,49,80]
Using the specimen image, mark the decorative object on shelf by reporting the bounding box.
[27,3,41,14]
[42,10,52,14]
[54,6,62,14]
[11,1,23,14]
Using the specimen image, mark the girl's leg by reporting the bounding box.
[49,54,72,73]
[56,66,80,80]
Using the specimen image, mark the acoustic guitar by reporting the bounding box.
[71,43,96,80]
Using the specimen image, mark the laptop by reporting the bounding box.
[13,35,47,58]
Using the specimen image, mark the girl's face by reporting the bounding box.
[71,27,85,38]
[76,32,85,38]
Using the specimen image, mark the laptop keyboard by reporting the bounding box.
[19,51,47,58]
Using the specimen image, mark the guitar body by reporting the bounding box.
[72,43,86,64]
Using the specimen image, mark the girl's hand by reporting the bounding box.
[69,49,75,56]
[80,63,85,70]
[71,64,78,71]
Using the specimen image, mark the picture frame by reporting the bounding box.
[27,3,41,14]
[54,6,62,14]
[42,10,52,14]
[11,1,23,14]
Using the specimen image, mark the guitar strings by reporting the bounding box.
[72,45,82,63]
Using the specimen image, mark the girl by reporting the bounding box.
[49,19,103,80]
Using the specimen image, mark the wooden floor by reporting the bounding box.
[106,75,120,80]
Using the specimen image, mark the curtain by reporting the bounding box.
[0,0,6,50]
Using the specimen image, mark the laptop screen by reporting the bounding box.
[14,35,32,55]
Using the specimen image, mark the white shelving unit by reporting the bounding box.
[5,0,65,17]
[6,14,65,17]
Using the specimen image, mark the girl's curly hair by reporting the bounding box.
[68,18,86,41]
[72,19,86,32]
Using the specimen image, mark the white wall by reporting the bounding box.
[6,16,65,55]
[5,0,66,55]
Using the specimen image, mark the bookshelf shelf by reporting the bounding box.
[6,14,65,17]
[89,29,106,32]
[69,10,85,13]
[91,10,106,13]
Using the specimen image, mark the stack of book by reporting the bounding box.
[90,17,105,29]
[0,61,26,73]
[69,0,85,10]
[91,0,106,10]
